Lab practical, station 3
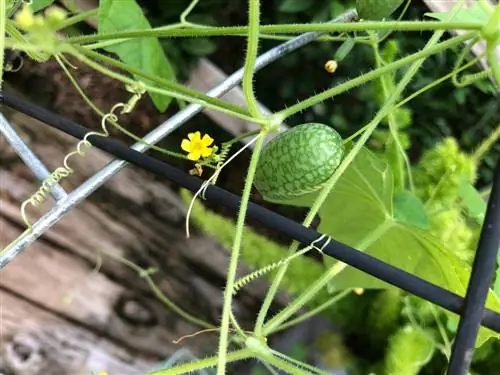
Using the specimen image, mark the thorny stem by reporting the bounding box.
[242,0,262,118]
[257,26,454,337]
[216,132,266,375]
[67,21,484,45]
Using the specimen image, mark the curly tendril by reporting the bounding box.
[20,89,144,229]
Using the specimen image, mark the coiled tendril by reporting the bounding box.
[232,234,331,296]
[20,87,144,229]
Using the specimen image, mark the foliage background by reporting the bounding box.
[141,0,499,187]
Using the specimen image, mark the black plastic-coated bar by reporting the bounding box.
[447,161,500,375]
[2,92,500,335]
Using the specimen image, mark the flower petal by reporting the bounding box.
[187,150,202,161]
[181,139,192,152]
[188,131,201,142]
[201,134,214,147]
[201,147,213,158]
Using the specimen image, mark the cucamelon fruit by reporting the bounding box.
[254,123,344,201]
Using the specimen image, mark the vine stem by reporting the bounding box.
[473,123,500,161]
[371,36,414,193]
[242,0,262,118]
[73,46,251,119]
[68,49,267,125]
[0,0,6,91]
[216,132,266,375]
[149,349,251,375]
[66,21,484,45]
[269,289,352,334]
[55,8,98,30]
[256,25,455,337]
[275,32,477,120]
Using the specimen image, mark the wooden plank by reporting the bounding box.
[0,107,290,373]
[0,289,153,375]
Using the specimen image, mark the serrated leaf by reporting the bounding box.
[394,191,430,229]
[279,0,314,13]
[31,0,55,12]
[98,0,175,112]
[459,175,487,223]
[425,2,491,24]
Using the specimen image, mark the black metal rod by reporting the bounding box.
[447,160,500,375]
[2,92,500,335]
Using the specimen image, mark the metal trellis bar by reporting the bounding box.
[1,7,500,375]
[447,160,500,375]
[0,9,357,268]
[0,112,67,200]
[2,91,500,341]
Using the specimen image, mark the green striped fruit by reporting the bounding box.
[254,123,344,201]
[356,0,403,20]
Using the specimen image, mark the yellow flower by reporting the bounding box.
[15,5,35,30]
[181,131,214,161]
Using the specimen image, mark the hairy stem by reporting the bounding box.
[69,49,267,125]
[74,46,251,118]
[473,123,500,161]
[269,289,352,334]
[372,39,413,192]
[149,349,251,375]
[55,8,98,30]
[217,132,266,375]
[67,21,484,45]
[257,26,453,336]
[276,32,476,120]
[242,0,262,118]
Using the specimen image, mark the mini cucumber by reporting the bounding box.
[254,123,344,201]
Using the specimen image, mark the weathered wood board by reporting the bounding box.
[0,106,288,375]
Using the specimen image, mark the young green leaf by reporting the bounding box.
[31,0,55,12]
[99,0,176,112]
[356,0,404,20]
[459,175,487,223]
[425,2,492,24]
[385,325,435,375]
[393,191,430,230]
[279,0,314,13]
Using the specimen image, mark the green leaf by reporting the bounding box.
[31,0,55,12]
[459,175,487,223]
[274,148,500,346]
[279,0,314,13]
[393,191,430,229]
[356,0,404,20]
[98,0,175,112]
[425,2,491,23]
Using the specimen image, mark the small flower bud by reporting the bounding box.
[45,6,68,22]
[15,5,35,30]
